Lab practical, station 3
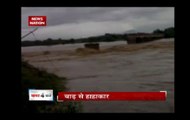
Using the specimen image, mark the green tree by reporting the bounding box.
[153,29,164,34]
[164,27,175,38]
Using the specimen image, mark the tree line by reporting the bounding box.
[22,27,174,47]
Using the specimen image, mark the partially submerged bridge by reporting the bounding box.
[83,33,164,50]
[126,33,164,44]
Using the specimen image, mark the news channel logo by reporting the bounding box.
[29,89,54,101]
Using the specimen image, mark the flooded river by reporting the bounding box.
[22,39,174,113]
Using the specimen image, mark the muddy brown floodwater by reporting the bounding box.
[22,39,174,113]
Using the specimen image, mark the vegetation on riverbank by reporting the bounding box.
[21,60,82,113]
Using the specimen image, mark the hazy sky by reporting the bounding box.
[21,7,174,41]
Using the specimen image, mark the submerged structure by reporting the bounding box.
[126,33,164,44]
[84,43,100,50]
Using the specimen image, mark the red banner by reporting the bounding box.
[28,16,46,26]
[57,91,166,101]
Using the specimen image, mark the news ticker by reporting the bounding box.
[29,89,167,101]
